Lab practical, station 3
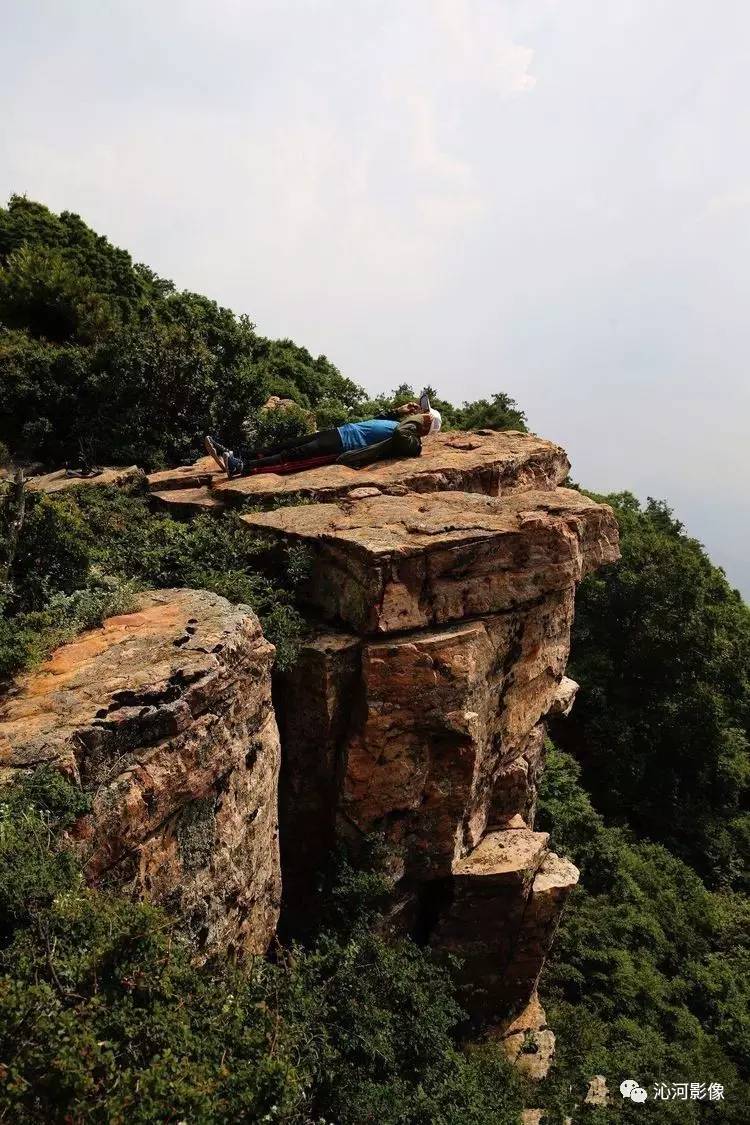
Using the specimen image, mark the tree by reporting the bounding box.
[553,492,750,889]
[535,743,750,1124]
[0,198,366,468]
[455,393,527,432]
[0,768,522,1124]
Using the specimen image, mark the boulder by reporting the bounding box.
[0,588,281,957]
[498,851,580,1009]
[243,487,619,634]
[430,829,579,1020]
[584,1076,610,1107]
[260,395,316,428]
[549,675,579,717]
[151,486,225,515]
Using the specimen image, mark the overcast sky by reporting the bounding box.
[3,1,749,595]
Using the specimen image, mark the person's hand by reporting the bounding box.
[396,401,420,415]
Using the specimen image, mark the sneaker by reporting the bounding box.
[204,435,228,472]
[225,451,244,478]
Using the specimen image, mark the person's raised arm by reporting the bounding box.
[377,401,421,420]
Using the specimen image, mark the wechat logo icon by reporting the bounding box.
[621,1080,648,1102]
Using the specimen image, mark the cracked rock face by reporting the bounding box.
[244,487,619,634]
[275,586,575,933]
[271,476,617,1025]
[342,591,573,878]
[0,589,281,957]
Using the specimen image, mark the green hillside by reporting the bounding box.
[0,198,747,1122]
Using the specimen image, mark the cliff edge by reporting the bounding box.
[4,430,619,1057]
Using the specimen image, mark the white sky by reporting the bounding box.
[3,1,749,595]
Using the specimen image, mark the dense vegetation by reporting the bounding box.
[535,744,749,1122]
[0,769,521,1123]
[0,483,310,678]
[0,195,526,471]
[1,197,748,1121]
[554,493,750,891]
[0,197,361,468]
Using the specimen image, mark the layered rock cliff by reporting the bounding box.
[3,429,620,1055]
[255,473,619,1024]
[0,589,281,958]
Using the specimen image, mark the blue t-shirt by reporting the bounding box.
[337,418,398,451]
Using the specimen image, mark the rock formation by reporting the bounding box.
[245,487,616,633]
[2,428,619,1049]
[0,589,281,958]
[28,464,144,494]
[494,990,556,1080]
[147,428,570,514]
[249,452,620,1026]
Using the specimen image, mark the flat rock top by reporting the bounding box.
[147,457,224,492]
[453,826,549,882]
[0,589,262,769]
[243,487,611,558]
[28,465,143,494]
[151,486,225,510]
[204,430,568,503]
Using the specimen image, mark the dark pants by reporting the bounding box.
[214,429,343,473]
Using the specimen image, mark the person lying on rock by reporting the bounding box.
[205,398,442,478]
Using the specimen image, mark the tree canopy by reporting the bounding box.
[554,492,750,889]
[0,768,522,1124]
[0,196,525,470]
[535,743,750,1123]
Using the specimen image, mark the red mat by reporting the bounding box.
[243,453,339,476]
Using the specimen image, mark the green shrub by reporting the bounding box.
[0,771,522,1124]
[454,392,527,432]
[0,484,310,675]
[0,197,533,467]
[534,744,750,1122]
[0,576,139,679]
[555,491,750,889]
[8,492,93,612]
[242,400,315,454]
[0,198,366,469]
[65,488,311,669]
